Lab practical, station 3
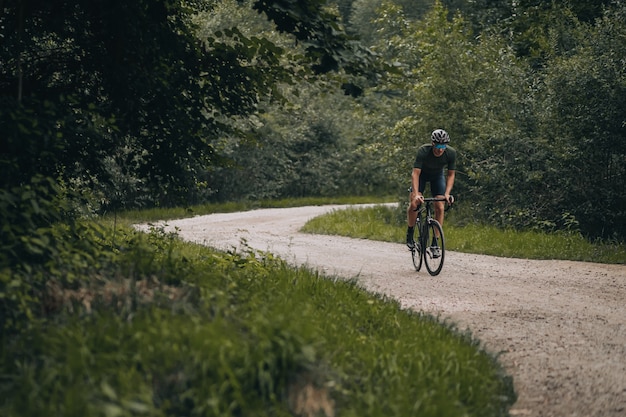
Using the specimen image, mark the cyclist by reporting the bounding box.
[406,129,457,252]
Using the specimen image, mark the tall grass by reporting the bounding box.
[0,224,515,416]
[302,205,626,264]
[448,224,626,263]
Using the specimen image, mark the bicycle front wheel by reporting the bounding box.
[424,219,445,276]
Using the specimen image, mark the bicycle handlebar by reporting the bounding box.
[421,196,455,212]
[423,196,454,203]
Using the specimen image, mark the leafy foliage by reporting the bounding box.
[539,5,626,239]
[2,0,211,206]
[209,80,394,201]
[367,0,626,240]
[254,0,375,74]
[3,0,625,249]
[1,0,373,212]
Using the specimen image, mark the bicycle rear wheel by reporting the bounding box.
[424,219,445,276]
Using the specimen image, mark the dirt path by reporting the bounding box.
[141,204,626,417]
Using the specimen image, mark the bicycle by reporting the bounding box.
[409,197,452,276]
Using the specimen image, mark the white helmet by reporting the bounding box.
[431,129,450,143]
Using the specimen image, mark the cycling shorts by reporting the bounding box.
[410,171,446,196]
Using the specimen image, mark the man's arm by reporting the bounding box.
[445,170,456,203]
[411,168,424,206]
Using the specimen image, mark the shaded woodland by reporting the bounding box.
[2,0,625,247]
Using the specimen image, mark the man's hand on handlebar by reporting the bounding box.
[410,189,424,206]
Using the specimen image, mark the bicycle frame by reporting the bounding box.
[411,197,449,276]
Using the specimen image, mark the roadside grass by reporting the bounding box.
[448,224,625,263]
[0,222,515,417]
[301,204,626,264]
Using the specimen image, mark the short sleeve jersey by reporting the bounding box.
[413,144,457,173]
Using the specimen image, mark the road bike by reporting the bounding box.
[409,197,452,276]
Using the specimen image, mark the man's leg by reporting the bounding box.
[407,201,418,227]
[406,188,419,248]
[431,173,446,234]
[434,196,445,230]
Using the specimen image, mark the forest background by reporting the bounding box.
[2,0,625,253]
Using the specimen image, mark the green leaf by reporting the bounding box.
[101,381,118,401]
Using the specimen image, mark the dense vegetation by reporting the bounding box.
[2,0,625,240]
[0,224,515,416]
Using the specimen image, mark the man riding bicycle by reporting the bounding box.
[406,129,457,251]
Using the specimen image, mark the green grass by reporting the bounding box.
[7,198,620,417]
[448,224,625,263]
[301,205,626,264]
[0,223,515,417]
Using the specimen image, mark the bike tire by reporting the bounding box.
[424,219,445,276]
[411,219,423,271]
[411,237,422,272]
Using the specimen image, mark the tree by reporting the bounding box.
[1,0,224,206]
[1,0,385,284]
[1,0,374,208]
[254,0,375,75]
[349,0,433,46]
[376,2,478,185]
[540,4,626,239]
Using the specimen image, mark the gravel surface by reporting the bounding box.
[138,204,626,417]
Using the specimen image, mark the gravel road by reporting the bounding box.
[140,204,626,417]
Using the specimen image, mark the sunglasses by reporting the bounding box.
[433,144,447,149]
